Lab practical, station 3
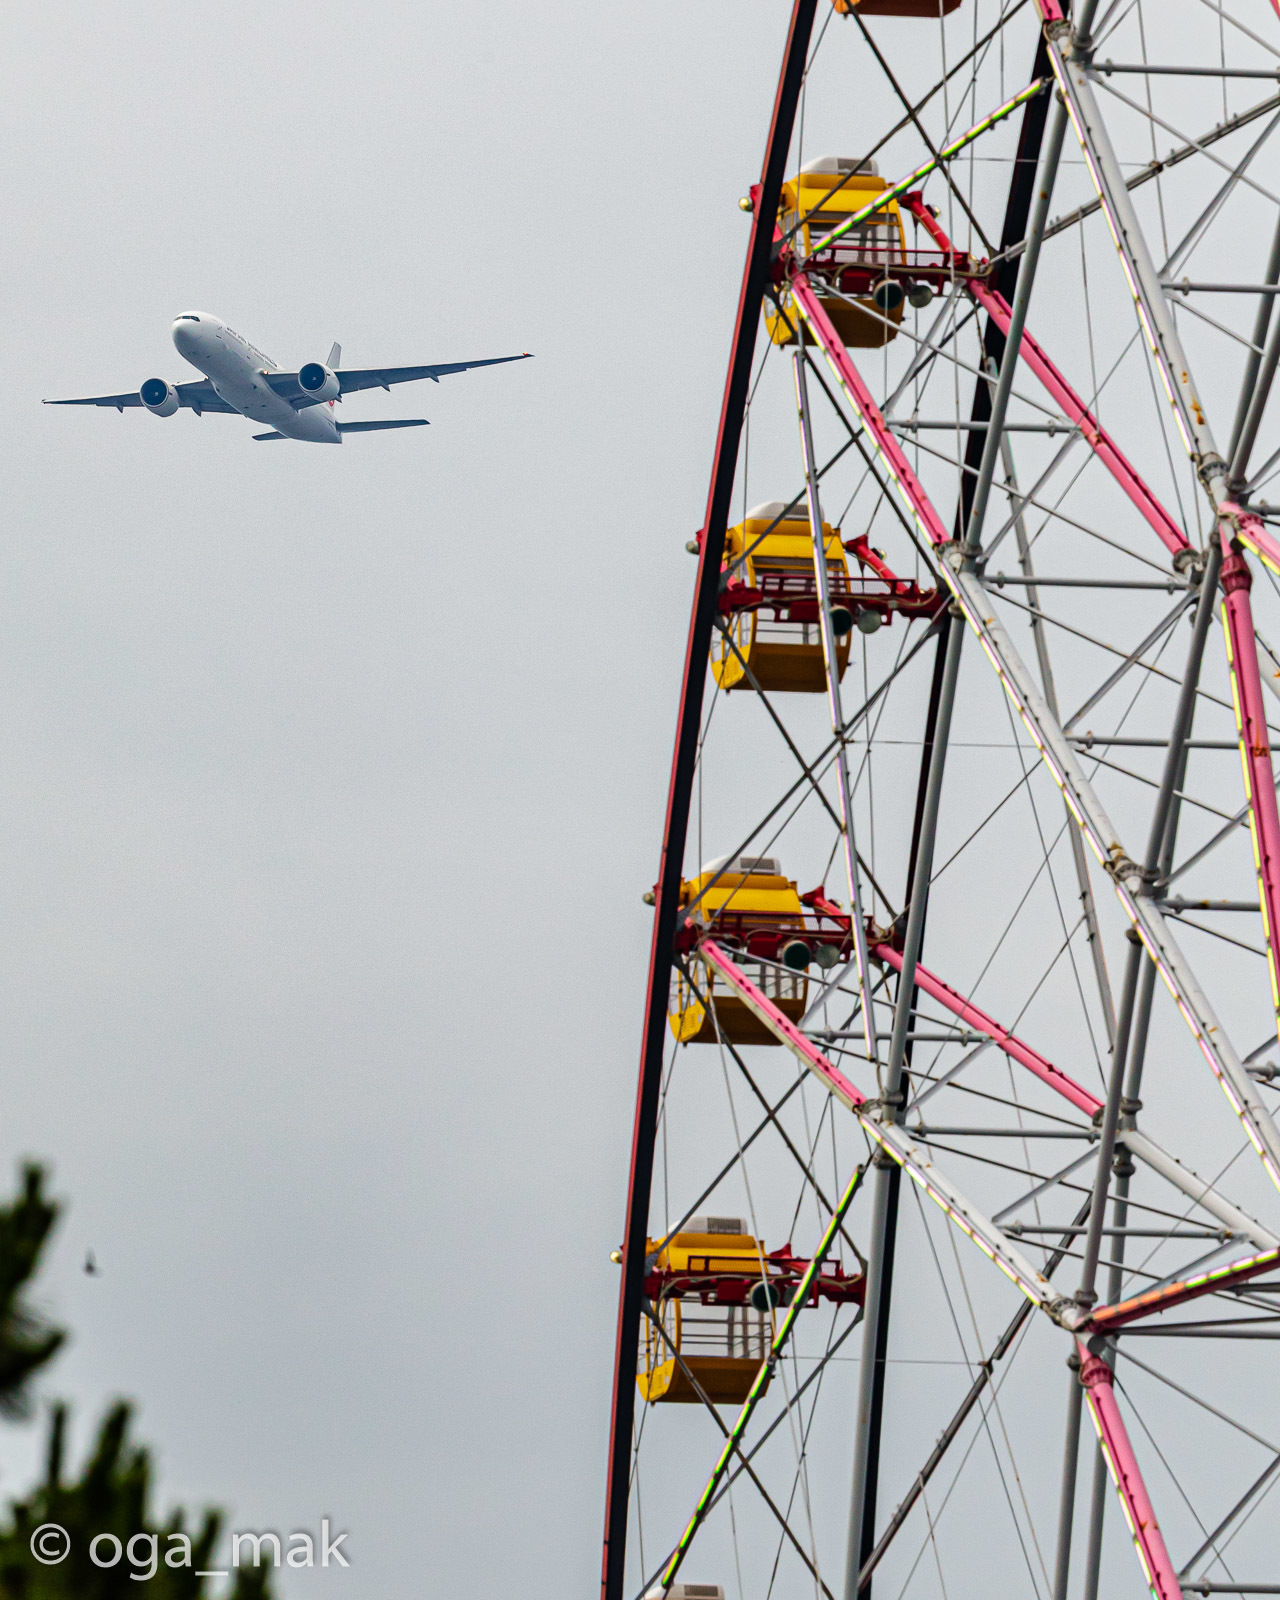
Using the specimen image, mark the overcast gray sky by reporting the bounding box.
[0,4,795,1593]
[8,5,1280,1598]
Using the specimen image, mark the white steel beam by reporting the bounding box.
[1122,1129,1280,1250]
[941,550,1280,1188]
[1046,23,1225,484]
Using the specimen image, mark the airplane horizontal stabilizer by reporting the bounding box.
[252,430,287,441]
[335,419,429,434]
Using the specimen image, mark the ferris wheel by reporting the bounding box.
[601,3,1280,1600]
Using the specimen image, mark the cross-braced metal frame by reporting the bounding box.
[603,4,1280,1599]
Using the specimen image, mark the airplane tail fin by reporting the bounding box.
[327,342,342,369]
[335,419,429,435]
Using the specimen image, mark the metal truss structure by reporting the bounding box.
[603,4,1280,1598]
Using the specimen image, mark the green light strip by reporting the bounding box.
[806,79,1049,256]
[657,1162,868,1592]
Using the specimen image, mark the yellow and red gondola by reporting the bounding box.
[638,1215,863,1405]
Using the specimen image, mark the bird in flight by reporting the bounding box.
[46,313,532,444]
[83,1250,99,1276]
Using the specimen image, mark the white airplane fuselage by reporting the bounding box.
[172,312,340,443]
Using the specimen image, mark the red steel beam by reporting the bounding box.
[866,940,1280,1248]
[644,1250,864,1308]
[599,9,820,1600]
[870,942,1103,1117]
[906,196,1190,559]
[1076,1343,1184,1600]
[702,938,868,1109]
[790,274,952,547]
[703,931,1276,1334]
[1237,515,1280,580]
[700,939,1065,1315]
[1086,1243,1280,1331]
[1218,508,1280,1044]
[1225,518,1280,1028]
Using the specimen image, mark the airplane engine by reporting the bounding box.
[298,362,340,404]
[139,378,179,417]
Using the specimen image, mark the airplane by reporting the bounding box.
[45,312,532,444]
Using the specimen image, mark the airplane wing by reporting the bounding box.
[44,380,238,415]
[264,351,532,408]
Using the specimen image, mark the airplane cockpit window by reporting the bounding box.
[176,314,200,322]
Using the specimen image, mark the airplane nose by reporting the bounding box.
[171,312,204,351]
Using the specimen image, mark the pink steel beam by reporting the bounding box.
[699,939,1069,1317]
[700,939,868,1109]
[1087,1243,1280,1331]
[1076,1342,1183,1600]
[804,888,1275,1245]
[907,197,1189,558]
[703,935,1273,1328]
[900,202,1280,1125]
[867,939,1276,1247]
[791,275,951,549]
[954,286,1187,556]
[1236,516,1280,579]
[1218,509,1280,1040]
[871,941,1104,1117]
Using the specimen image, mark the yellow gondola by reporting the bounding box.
[668,855,810,1044]
[712,500,853,694]
[765,157,907,349]
[637,1218,773,1405]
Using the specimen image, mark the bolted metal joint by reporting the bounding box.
[1221,543,1254,595]
[1102,849,1142,886]
[939,540,967,570]
[1078,1349,1114,1389]
[1195,452,1230,495]
[1047,1295,1081,1329]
